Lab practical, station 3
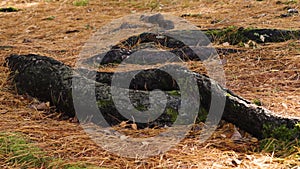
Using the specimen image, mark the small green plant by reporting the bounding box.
[146,0,160,11]
[97,100,113,108]
[0,132,101,168]
[204,26,250,45]
[260,123,300,157]
[260,138,299,157]
[252,98,262,106]
[85,24,92,30]
[63,163,90,169]
[73,0,89,6]
[283,0,298,4]
[166,90,181,96]
[262,123,300,140]
[44,16,56,20]
[134,103,148,111]
[196,107,208,123]
[49,160,101,169]
[166,108,178,123]
[226,93,232,97]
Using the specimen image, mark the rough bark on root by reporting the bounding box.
[5,54,300,139]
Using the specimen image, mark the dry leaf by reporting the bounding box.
[282,103,288,109]
[120,135,128,140]
[244,43,250,48]
[70,117,78,123]
[219,58,227,65]
[142,141,149,146]
[260,35,265,42]
[131,123,138,130]
[0,110,8,114]
[36,102,50,110]
[250,137,258,143]
[222,42,230,46]
[232,158,242,166]
[231,126,242,141]
[120,121,127,128]
[220,134,227,138]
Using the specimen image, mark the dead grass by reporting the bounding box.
[223,40,300,117]
[0,0,299,168]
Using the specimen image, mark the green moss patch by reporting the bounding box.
[0,7,19,12]
[196,107,208,123]
[166,90,181,97]
[97,100,114,108]
[0,132,102,168]
[260,123,300,157]
[0,132,49,168]
[73,0,89,6]
[204,26,300,45]
[252,98,262,106]
[165,108,178,123]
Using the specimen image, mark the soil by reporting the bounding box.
[0,0,299,168]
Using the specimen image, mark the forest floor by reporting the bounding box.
[0,0,299,168]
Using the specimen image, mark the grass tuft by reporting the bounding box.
[73,0,89,6]
[260,123,300,157]
[0,132,49,168]
[0,132,102,168]
[252,98,262,106]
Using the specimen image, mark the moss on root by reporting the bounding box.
[97,100,114,108]
[166,90,181,97]
[205,26,300,45]
[165,108,178,123]
[205,26,246,45]
[196,107,208,123]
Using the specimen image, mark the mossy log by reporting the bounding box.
[6,54,75,117]
[84,32,204,65]
[83,28,298,66]
[5,54,300,139]
[204,27,300,45]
